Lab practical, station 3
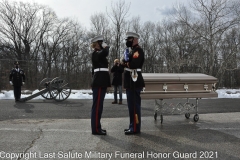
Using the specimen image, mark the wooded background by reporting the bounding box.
[1,0,240,90]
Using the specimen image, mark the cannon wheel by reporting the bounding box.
[193,114,199,122]
[38,78,53,100]
[160,114,163,124]
[185,113,190,119]
[49,77,71,102]
[154,112,157,120]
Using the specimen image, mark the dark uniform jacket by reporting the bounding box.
[111,64,124,86]
[91,47,111,88]
[9,68,25,86]
[123,44,145,89]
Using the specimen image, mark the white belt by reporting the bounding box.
[94,68,109,72]
[125,68,141,72]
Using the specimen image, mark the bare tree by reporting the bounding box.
[106,0,130,59]
[90,12,109,35]
[0,0,57,88]
[129,16,141,33]
[216,27,240,87]
[175,0,240,76]
[40,18,74,78]
[89,12,113,51]
[59,20,91,87]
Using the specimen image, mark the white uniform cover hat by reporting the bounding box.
[125,31,140,39]
[91,35,104,43]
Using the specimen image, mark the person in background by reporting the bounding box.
[90,35,111,135]
[121,31,145,135]
[111,59,124,105]
[9,61,25,102]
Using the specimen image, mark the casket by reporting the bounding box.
[141,73,218,99]
[140,73,218,123]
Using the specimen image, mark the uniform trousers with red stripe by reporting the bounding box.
[126,88,142,133]
[91,87,107,133]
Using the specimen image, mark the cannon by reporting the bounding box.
[19,77,71,102]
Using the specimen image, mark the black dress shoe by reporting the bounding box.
[112,101,117,104]
[92,130,106,135]
[124,129,129,132]
[101,129,107,133]
[125,130,140,135]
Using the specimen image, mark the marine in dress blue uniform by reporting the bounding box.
[90,35,111,135]
[122,32,145,135]
[9,61,25,102]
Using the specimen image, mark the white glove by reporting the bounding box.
[22,82,25,85]
[10,81,13,85]
[128,47,132,52]
[102,42,108,48]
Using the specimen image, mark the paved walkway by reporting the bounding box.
[0,112,240,160]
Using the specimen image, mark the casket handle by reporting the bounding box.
[204,84,208,91]
[212,83,216,91]
[163,83,167,92]
[184,84,188,91]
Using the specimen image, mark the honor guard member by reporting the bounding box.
[9,61,25,102]
[90,35,111,135]
[122,31,145,135]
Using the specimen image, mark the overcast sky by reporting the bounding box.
[9,0,190,28]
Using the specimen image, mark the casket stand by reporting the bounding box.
[141,73,218,123]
